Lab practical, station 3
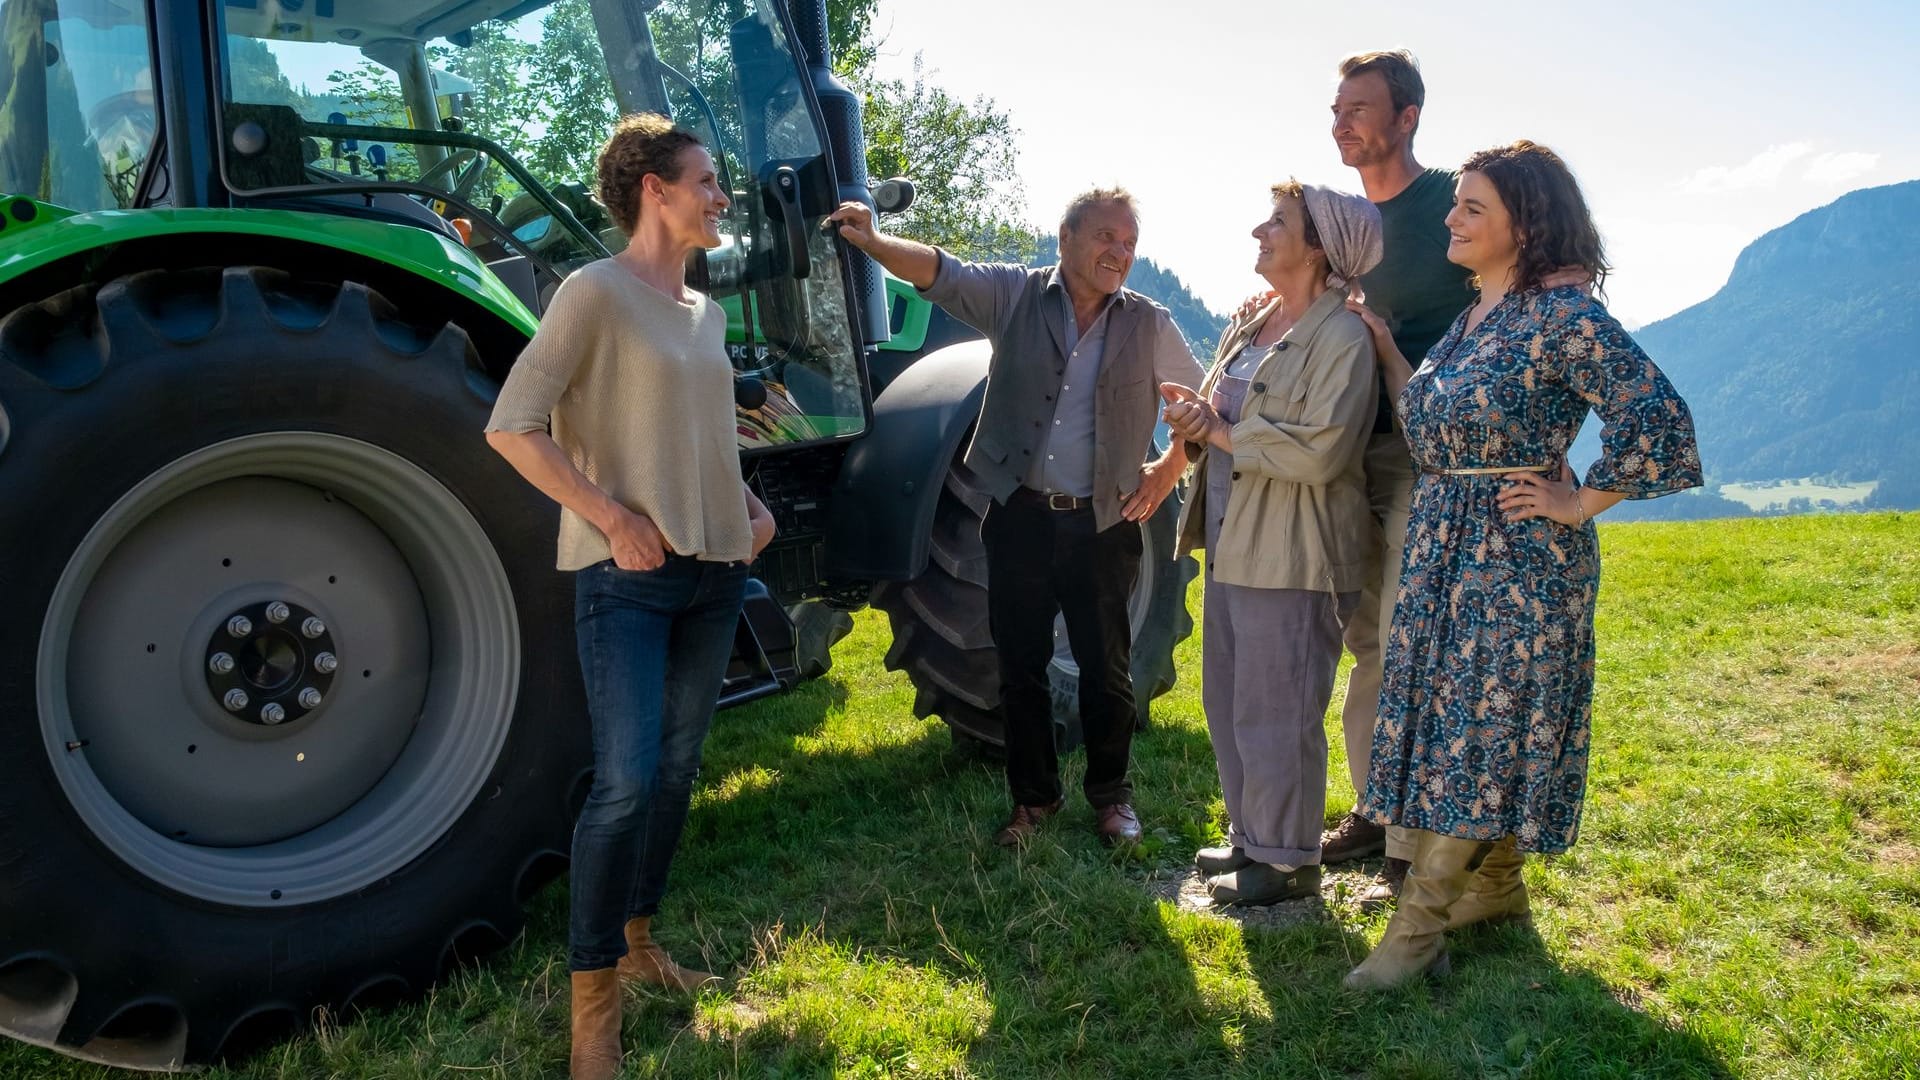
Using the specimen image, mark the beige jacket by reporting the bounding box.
[1175,289,1377,591]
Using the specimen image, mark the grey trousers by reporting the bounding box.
[1203,579,1359,868]
[1339,432,1418,862]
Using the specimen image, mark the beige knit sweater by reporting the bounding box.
[486,259,752,569]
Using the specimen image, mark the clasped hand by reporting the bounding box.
[1159,383,1228,450]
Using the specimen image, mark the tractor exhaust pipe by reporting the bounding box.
[787,0,890,346]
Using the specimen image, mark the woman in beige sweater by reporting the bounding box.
[484,114,774,1080]
[1163,181,1382,906]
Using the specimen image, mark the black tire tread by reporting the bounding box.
[0,265,583,1069]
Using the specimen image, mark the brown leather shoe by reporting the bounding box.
[993,798,1065,846]
[1094,803,1143,846]
[1320,811,1387,864]
[616,915,721,991]
[1357,856,1411,914]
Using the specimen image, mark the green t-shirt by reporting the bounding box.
[1358,167,1476,432]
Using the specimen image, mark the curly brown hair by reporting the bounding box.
[1460,139,1610,297]
[596,112,705,235]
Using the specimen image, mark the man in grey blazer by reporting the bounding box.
[829,189,1203,846]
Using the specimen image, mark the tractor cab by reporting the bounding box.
[2,0,874,447]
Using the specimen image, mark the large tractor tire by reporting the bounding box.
[872,449,1197,751]
[0,266,585,1069]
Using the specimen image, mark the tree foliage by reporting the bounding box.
[855,56,1032,260]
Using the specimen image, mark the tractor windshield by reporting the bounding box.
[0,0,159,214]
[218,0,867,446]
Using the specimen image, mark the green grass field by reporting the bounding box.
[6,513,1916,1079]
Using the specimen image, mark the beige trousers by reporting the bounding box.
[1340,432,1418,862]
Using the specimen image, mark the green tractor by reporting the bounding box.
[0,0,1195,1069]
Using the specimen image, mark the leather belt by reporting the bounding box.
[1423,463,1553,476]
[1010,486,1090,511]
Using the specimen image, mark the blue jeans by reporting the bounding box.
[568,556,746,971]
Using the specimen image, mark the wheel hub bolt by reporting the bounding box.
[223,688,249,712]
[301,616,327,639]
[298,687,323,709]
[259,702,286,725]
[313,652,338,674]
[208,652,236,675]
[227,614,253,637]
[265,601,291,623]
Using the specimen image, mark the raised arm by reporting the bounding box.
[827,201,939,289]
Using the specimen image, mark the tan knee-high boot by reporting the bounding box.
[1343,831,1488,990]
[1447,835,1531,929]
[616,915,720,991]
[569,968,622,1080]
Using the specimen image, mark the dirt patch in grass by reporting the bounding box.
[1871,841,1920,866]
[1149,861,1385,930]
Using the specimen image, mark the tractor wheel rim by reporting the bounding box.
[36,432,520,907]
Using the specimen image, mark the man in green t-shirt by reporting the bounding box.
[1318,50,1476,907]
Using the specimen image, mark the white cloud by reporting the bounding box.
[1674,143,1812,194]
[1803,151,1880,186]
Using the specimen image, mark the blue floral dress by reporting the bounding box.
[1358,286,1702,854]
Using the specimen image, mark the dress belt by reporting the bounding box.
[1422,463,1553,476]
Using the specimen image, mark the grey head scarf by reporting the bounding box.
[1301,185,1384,291]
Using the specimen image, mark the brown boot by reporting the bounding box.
[568,968,622,1080]
[1343,831,1487,990]
[1355,856,1410,914]
[1447,835,1531,929]
[615,916,721,992]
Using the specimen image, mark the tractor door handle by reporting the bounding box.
[770,165,810,280]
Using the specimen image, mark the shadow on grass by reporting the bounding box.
[562,669,1735,1080]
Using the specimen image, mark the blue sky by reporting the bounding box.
[867,0,1920,327]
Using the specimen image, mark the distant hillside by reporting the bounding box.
[1582,180,1920,518]
[1025,235,1226,355]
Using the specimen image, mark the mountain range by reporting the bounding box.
[1584,179,1920,518]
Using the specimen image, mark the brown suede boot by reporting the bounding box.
[1343,831,1488,990]
[1447,835,1532,929]
[615,916,720,991]
[568,968,622,1080]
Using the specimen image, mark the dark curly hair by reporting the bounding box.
[1460,139,1609,297]
[596,112,705,235]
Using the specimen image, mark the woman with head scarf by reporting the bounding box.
[1161,181,1383,906]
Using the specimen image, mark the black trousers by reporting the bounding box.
[982,490,1141,808]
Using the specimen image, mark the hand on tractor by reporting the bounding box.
[827,202,879,251]
[607,507,673,571]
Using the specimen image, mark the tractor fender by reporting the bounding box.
[0,201,536,366]
[822,337,989,583]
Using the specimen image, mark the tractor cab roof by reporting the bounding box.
[222,0,554,46]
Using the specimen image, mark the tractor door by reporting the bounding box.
[612,0,871,450]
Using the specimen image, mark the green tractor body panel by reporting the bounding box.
[0,196,538,338]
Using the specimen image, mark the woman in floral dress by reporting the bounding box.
[1342,140,1702,990]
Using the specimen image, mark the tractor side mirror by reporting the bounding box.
[872,177,915,214]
